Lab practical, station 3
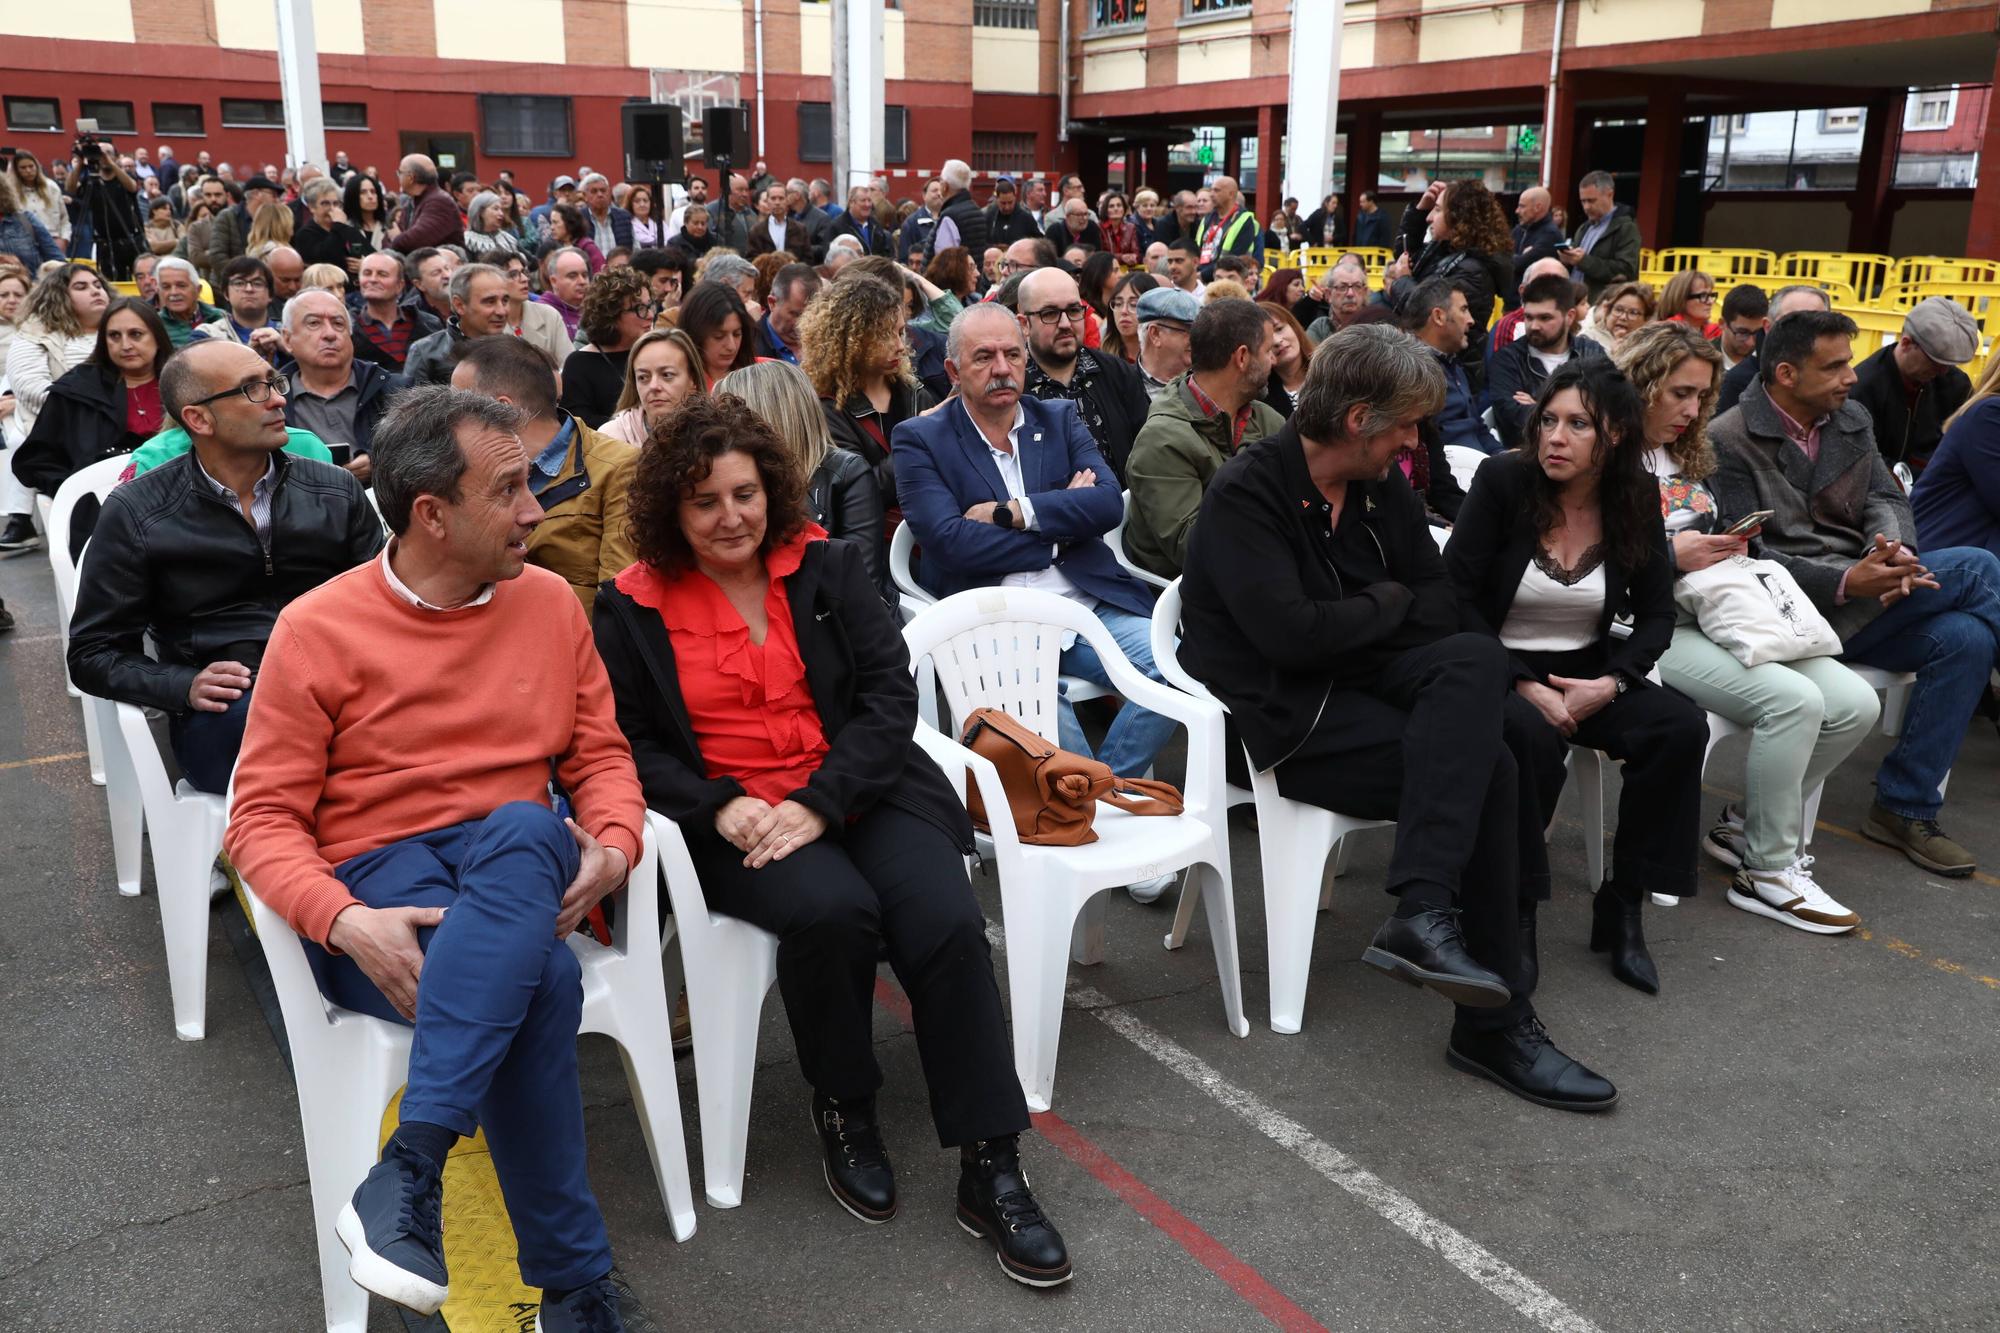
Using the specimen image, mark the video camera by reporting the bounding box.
[74,118,109,167]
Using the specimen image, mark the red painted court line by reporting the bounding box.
[871,979,1328,1333]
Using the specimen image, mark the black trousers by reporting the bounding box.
[690,802,1029,1148]
[1504,646,1707,899]
[1271,632,1534,1030]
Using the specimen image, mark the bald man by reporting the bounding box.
[1017,267,1153,483]
[1197,175,1262,282]
[1510,186,1567,303]
[389,153,462,253]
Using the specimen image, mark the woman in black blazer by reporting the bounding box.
[1446,360,1706,996]
[592,393,1071,1287]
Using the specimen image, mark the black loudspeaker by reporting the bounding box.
[703,106,751,168]
[622,103,685,186]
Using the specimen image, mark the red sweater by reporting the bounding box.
[224,558,645,946]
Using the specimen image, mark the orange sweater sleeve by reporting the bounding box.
[222,615,360,947]
[557,590,646,870]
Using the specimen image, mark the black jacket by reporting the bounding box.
[1300,207,1345,249]
[13,363,145,499]
[592,538,971,848]
[1485,335,1609,450]
[1044,217,1104,253]
[821,380,938,506]
[559,347,629,430]
[65,449,385,714]
[1023,348,1153,484]
[278,358,405,456]
[1443,451,1674,687]
[402,318,471,387]
[292,218,371,270]
[826,214,896,259]
[985,203,1042,247]
[1178,424,1462,770]
[1851,343,1972,475]
[1509,216,1568,299]
[808,446,892,606]
[939,188,989,258]
[1396,203,1512,385]
[1716,353,1760,416]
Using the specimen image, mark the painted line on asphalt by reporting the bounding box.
[0,750,89,771]
[1854,929,2000,991]
[871,977,1329,1332]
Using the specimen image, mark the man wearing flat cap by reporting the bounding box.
[1135,287,1198,396]
[1852,295,1980,477]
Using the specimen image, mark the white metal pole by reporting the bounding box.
[839,0,885,197]
[1283,0,1342,209]
[273,0,327,171]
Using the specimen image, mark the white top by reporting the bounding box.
[766,215,788,252]
[1529,345,1569,375]
[1500,558,1605,652]
[964,400,1098,635]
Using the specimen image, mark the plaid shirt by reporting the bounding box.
[1184,374,1255,452]
[1025,348,1116,453]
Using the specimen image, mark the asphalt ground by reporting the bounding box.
[4,543,2000,1333]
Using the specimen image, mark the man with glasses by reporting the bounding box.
[1018,267,1151,484]
[1135,287,1199,396]
[404,263,513,386]
[196,255,285,361]
[1714,284,1768,372]
[66,340,382,793]
[1304,258,1375,343]
[1851,296,1979,478]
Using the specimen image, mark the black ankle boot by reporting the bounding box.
[1588,884,1659,995]
[957,1135,1073,1287]
[1518,909,1539,998]
[811,1093,896,1223]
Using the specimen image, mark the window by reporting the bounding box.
[79,100,135,135]
[1182,0,1249,15]
[153,102,205,136]
[322,102,368,130]
[1818,108,1862,133]
[796,104,908,164]
[4,97,60,133]
[974,0,1038,27]
[1089,0,1145,30]
[480,95,572,156]
[221,98,285,128]
[973,131,1037,175]
[1907,90,1956,131]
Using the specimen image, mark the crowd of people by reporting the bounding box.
[3,145,1999,1329]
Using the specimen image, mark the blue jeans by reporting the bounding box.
[1839,545,2000,819]
[309,801,611,1291]
[1057,604,1178,778]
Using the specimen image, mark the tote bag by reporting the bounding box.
[1673,554,1842,668]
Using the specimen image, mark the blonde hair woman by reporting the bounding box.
[600,327,703,446]
[299,261,348,296]
[799,273,933,505]
[717,359,892,605]
[246,201,293,256]
[1618,320,1877,934]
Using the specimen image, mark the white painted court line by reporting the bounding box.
[987,924,1605,1333]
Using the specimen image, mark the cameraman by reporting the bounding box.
[68,136,141,281]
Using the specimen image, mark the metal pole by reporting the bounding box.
[1283,0,1342,210]
[1058,0,1071,144]
[835,0,885,197]
[832,0,850,197]
[273,0,327,171]
[1541,0,1566,187]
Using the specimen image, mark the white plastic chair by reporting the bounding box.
[242,821,693,1333]
[46,453,135,792]
[1110,489,1171,591]
[1150,579,1392,1033]
[646,810,779,1210]
[113,702,230,1039]
[903,586,1248,1111]
[1443,444,1486,493]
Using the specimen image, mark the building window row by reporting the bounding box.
[3,96,369,138]
[974,0,1039,28]
[1089,0,1254,29]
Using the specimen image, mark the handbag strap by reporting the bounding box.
[1097,777,1184,816]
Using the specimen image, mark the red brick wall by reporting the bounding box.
[359,0,436,58]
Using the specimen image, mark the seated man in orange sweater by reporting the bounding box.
[224,387,647,1332]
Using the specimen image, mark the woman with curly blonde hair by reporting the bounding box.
[800,273,934,504]
[1617,320,1878,934]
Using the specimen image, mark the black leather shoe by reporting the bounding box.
[0,514,39,554]
[957,1136,1073,1287]
[812,1094,896,1223]
[1447,1016,1619,1113]
[1589,888,1660,995]
[1361,908,1511,1007]
[1517,911,1539,998]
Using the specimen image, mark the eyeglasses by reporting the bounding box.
[1330,282,1369,295]
[626,301,661,319]
[1026,304,1088,326]
[1689,290,1716,302]
[186,372,289,410]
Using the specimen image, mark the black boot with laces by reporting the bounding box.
[812,1092,896,1223]
[957,1134,1073,1287]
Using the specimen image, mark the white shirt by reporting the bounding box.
[1500,560,1604,652]
[1529,345,1570,376]
[766,215,788,251]
[965,400,1098,628]
[380,538,495,611]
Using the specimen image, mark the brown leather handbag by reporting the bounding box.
[959,707,1184,846]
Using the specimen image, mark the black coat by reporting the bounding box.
[1023,348,1153,484]
[277,358,405,457]
[1851,342,1972,475]
[1443,451,1674,687]
[808,446,892,606]
[1299,207,1345,249]
[13,363,143,499]
[65,449,384,714]
[592,538,972,848]
[939,188,989,258]
[559,347,629,430]
[1396,203,1511,386]
[1485,335,1609,450]
[1178,424,1463,770]
[1044,218,1104,253]
[1508,216,1568,299]
[821,380,938,506]
[292,218,371,270]
[985,203,1042,247]
[827,214,896,259]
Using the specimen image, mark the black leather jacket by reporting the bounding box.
[808,446,893,607]
[66,449,386,714]
[402,318,470,387]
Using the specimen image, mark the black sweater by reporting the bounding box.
[559,346,629,430]
[1179,424,1462,770]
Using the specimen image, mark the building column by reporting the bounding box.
[1848,91,1904,254]
[1635,85,1685,249]
[1544,78,1582,221]
[1966,67,2000,258]
[1286,0,1343,216]
[1255,103,1282,221]
[1343,108,1381,234]
[1143,138,1173,196]
[1224,125,1246,182]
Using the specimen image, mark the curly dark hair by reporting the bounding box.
[627,391,810,575]
[578,264,650,347]
[1440,180,1511,260]
[548,202,591,248]
[1524,359,1660,574]
[925,245,976,299]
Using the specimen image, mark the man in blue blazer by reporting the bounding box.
[893,303,1178,902]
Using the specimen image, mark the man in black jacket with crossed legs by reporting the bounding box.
[1178,324,1617,1112]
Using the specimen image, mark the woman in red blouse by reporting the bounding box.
[593,394,1073,1288]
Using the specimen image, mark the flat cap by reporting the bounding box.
[1136,287,1200,327]
[1904,296,1980,366]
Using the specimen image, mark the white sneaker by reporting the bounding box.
[1125,870,1178,905]
[1727,856,1859,935]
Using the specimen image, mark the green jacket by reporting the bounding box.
[160,302,228,349]
[128,425,332,477]
[1573,205,1642,298]
[1123,373,1285,579]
